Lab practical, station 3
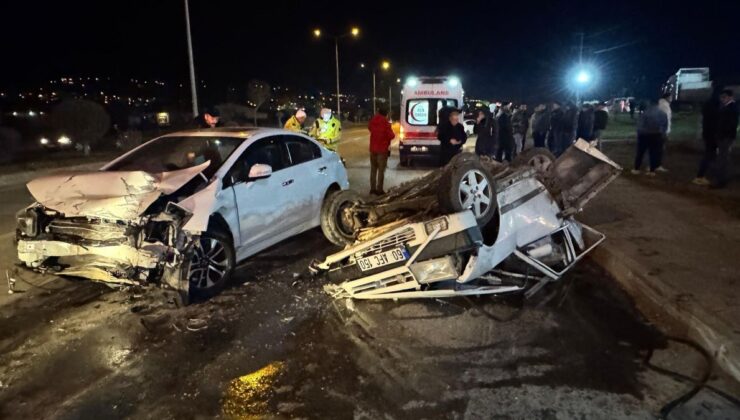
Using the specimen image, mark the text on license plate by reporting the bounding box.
[357,247,409,271]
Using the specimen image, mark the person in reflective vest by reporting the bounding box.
[284,109,307,133]
[311,108,342,151]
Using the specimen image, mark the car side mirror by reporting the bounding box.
[248,163,272,181]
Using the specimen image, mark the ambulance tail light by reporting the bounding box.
[400,126,405,141]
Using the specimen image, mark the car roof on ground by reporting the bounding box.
[161,127,293,139]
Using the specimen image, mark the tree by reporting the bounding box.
[247,79,271,127]
[50,99,110,154]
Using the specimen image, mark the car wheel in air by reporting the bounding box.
[321,189,362,247]
[512,147,556,177]
[438,153,497,227]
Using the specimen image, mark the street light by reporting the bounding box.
[360,60,391,115]
[569,66,596,104]
[312,26,360,119]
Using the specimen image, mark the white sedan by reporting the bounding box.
[16,128,349,301]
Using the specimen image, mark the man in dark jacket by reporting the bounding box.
[495,104,514,162]
[712,89,739,187]
[511,104,529,154]
[191,107,221,128]
[548,102,564,154]
[474,109,497,157]
[576,103,595,141]
[593,103,609,148]
[437,109,467,165]
[632,100,668,175]
[368,107,395,194]
[530,104,550,148]
[693,95,720,185]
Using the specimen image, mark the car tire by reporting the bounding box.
[512,147,556,177]
[321,189,362,247]
[188,228,235,299]
[438,153,497,227]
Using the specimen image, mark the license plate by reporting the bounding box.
[356,247,409,271]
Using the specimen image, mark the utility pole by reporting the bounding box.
[388,86,392,119]
[372,71,376,115]
[576,32,584,105]
[184,0,198,116]
[334,37,341,119]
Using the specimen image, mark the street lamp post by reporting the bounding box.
[184,0,198,116]
[313,27,359,120]
[363,60,390,115]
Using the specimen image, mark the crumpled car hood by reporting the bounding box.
[26,161,211,221]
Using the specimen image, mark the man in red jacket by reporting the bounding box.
[368,107,395,194]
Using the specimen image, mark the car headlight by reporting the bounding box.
[40,137,49,145]
[58,135,71,145]
[424,216,449,235]
[16,208,39,237]
[409,255,458,284]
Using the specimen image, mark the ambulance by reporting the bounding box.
[399,76,464,166]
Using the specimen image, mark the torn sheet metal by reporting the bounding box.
[177,179,221,233]
[26,161,211,221]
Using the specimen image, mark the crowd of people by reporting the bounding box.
[193,87,738,194]
[460,101,610,162]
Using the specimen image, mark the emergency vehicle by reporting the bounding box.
[399,76,464,166]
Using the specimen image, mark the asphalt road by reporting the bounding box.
[0,127,737,419]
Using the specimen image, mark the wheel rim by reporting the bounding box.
[335,200,356,237]
[528,154,553,174]
[189,237,230,290]
[458,169,493,218]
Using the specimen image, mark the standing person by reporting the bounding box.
[629,98,636,120]
[656,93,673,172]
[474,108,498,158]
[511,104,529,154]
[576,103,595,141]
[632,100,668,176]
[191,107,220,128]
[692,94,720,186]
[367,107,395,195]
[548,102,563,153]
[529,104,550,148]
[311,108,342,152]
[495,104,515,162]
[283,109,307,132]
[592,103,609,148]
[437,108,467,165]
[711,89,739,187]
[555,102,579,156]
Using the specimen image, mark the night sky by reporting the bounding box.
[2,0,738,102]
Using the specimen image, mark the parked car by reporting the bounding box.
[16,128,349,302]
[312,141,621,300]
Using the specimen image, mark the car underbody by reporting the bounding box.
[312,140,621,300]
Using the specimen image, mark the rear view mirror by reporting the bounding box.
[248,163,272,181]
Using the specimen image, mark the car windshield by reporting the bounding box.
[107,136,243,176]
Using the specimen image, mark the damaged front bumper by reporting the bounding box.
[15,203,196,301]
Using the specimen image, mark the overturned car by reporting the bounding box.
[15,128,350,302]
[312,140,621,300]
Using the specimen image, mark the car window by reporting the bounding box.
[228,136,289,183]
[283,135,321,166]
[108,136,242,177]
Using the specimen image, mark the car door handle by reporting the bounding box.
[282,179,294,187]
[318,166,327,172]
